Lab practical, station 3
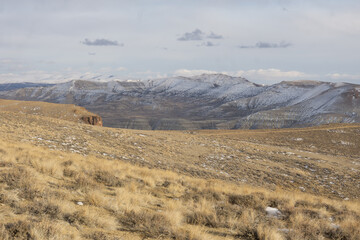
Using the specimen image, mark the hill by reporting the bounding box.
[0,74,359,130]
[0,100,359,239]
[0,99,102,126]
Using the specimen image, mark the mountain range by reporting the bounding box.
[0,74,359,130]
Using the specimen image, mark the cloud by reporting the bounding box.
[174,69,219,77]
[177,29,223,41]
[177,29,204,41]
[131,70,168,79]
[82,38,123,46]
[207,32,223,39]
[99,67,112,72]
[235,68,317,84]
[116,67,127,71]
[198,41,218,47]
[0,70,128,84]
[239,41,292,49]
[327,73,360,80]
[0,58,25,71]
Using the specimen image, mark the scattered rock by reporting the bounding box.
[265,207,281,218]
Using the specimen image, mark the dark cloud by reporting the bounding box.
[82,38,123,46]
[207,32,223,39]
[177,29,204,41]
[198,41,218,47]
[256,41,291,48]
[239,41,292,49]
[177,29,223,41]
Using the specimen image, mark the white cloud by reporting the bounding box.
[173,69,219,77]
[0,70,119,83]
[116,67,127,71]
[130,70,168,79]
[235,68,317,83]
[1,68,358,85]
[327,73,360,81]
[99,67,112,72]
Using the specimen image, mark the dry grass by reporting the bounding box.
[0,100,359,239]
[1,105,359,201]
[0,139,359,239]
[0,99,101,126]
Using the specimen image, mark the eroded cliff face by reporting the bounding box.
[81,115,103,126]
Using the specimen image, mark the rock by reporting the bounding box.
[331,223,340,229]
[81,115,103,126]
[265,207,282,218]
[77,201,84,206]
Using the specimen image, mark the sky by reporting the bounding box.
[1,0,360,85]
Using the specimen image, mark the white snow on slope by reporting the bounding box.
[290,83,331,105]
[1,73,359,128]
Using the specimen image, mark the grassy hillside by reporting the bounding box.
[0,100,359,239]
[0,99,102,126]
[1,138,359,239]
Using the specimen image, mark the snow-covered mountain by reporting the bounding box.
[0,74,359,130]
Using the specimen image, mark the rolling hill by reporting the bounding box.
[0,99,359,239]
[0,74,359,130]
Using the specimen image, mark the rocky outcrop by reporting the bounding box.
[81,115,103,126]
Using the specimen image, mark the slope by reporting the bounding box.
[0,103,359,239]
[0,99,102,126]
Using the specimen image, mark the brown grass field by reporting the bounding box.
[0,100,359,239]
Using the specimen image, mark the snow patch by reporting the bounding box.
[333,82,347,87]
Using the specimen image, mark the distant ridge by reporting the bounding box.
[0,82,54,91]
[0,74,359,130]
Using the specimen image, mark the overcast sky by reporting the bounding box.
[1,0,360,84]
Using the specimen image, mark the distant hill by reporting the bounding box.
[0,82,54,91]
[0,74,359,129]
